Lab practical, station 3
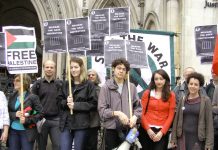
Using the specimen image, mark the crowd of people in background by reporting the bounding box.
[0,57,217,150]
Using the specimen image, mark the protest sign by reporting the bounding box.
[104,39,147,68]
[90,8,109,37]
[195,25,217,56]
[104,39,126,67]
[43,19,67,53]
[126,40,147,68]
[0,32,6,67]
[110,7,130,36]
[87,36,105,56]
[3,26,38,74]
[66,17,90,52]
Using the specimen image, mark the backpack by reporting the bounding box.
[32,79,63,96]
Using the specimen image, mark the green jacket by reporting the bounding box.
[171,95,214,150]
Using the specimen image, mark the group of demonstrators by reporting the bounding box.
[0,57,217,150]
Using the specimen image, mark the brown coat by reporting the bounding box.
[171,95,214,150]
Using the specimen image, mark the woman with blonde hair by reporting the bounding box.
[59,57,97,150]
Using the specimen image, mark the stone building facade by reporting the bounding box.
[1,0,218,83]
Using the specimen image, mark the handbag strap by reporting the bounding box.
[144,91,151,114]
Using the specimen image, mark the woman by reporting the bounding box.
[87,69,101,95]
[0,91,9,149]
[8,74,43,150]
[139,69,176,150]
[59,57,97,150]
[85,69,101,150]
[171,72,213,150]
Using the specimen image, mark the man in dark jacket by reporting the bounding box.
[31,60,63,150]
[206,79,215,101]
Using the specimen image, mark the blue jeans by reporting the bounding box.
[60,128,89,150]
[9,128,34,150]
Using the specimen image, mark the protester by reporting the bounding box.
[0,91,9,149]
[98,58,141,150]
[8,74,43,150]
[211,69,218,150]
[31,60,63,150]
[206,78,215,101]
[85,69,101,150]
[175,76,181,86]
[139,69,176,150]
[58,57,97,150]
[171,72,213,150]
[173,67,207,104]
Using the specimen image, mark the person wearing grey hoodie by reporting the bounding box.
[98,58,142,150]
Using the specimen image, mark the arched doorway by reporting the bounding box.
[0,0,41,94]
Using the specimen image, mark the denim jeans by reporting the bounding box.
[60,128,89,150]
[8,128,34,150]
[38,117,60,150]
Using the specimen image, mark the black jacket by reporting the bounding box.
[58,80,97,131]
[31,78,63,118]
[89,85,101,128]
[205,82,215,101]
[8,91,43,142]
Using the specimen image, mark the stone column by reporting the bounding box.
[138,0,145,29]
[82,0,88,17]
[167,0,181,78]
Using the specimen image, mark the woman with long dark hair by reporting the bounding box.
[139,69,176,150]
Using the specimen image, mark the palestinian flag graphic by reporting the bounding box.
[2,26,38,74]
[3,27,36,49]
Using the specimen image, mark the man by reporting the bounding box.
[98,58,142,150]
[211,69,218,150]
[173,67,207,104]
[32,60,62,150]
[206,78,215,101]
